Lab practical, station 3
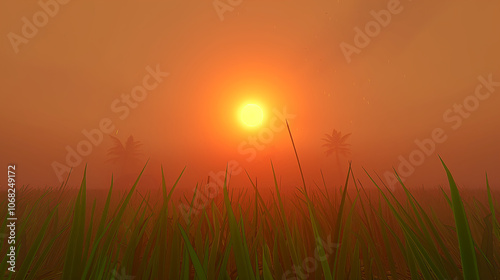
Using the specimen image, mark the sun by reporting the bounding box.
[241,104,263,127]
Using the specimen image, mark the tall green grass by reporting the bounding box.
[1,144,498,279]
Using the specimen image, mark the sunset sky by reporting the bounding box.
[1,0,499,191]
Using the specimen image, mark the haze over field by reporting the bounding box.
[1,0,499,191]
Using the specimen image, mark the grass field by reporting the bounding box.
[1,126,499,279]
[1,161,499,280]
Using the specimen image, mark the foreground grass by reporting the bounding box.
[1,160,499,280]
[1,123,499,279]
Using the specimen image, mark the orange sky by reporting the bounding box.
[1,0,499,191]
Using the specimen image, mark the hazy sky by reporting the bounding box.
[1,0,499,191]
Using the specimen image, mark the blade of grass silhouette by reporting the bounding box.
[97,161,149,277]
[364,168,441,277]
[178,224,208,280]
[222,165,255,279]
[485,173,499,239]
[180,242,190,280]
[351,242,361,280]
[440,186,453,208]
[393,170,451,278]
[81,221,112,279]
[285,119,333,279]
[121,207,149,273]
[162,165,186,206]
[159,164,186,278]
[16,205,59,279]
[333,194,357,279]
[62,164,87,279]
[207,202,222,277]
[439,156,480,280]
[478,214,497,278]
[95,175,113,245]
[331,162,352,277]
[26,223,69,280]
[350,170,389,279]
[245,169,276,227]
[57,167,72,201]
[83,199,96,266]
[262,246,273,280]
[285,119,307,196]
[378,210,397,280]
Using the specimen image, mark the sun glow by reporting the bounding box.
[240,104,263,127]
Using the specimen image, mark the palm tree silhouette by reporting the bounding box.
[107,135,142,189]
[322,130,351,176]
